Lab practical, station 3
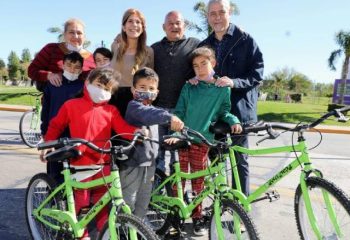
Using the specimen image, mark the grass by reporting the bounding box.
[0,85,349,126]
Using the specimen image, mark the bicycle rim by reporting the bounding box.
[209,199,259,240]
[25,174,60,240]
[19,110,41,148]
[295,177,350,240]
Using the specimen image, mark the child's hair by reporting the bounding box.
[132,67,159,87]
[87,68,120,93]
[93,47,113,61]
[190,46,216,63]
[63,51,84,67]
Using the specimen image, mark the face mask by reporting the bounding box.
[134,89,158,102]
[86,84,112,103]
[196,70,215,82]
[66,42,83,52]
[63,70,80,81]
[99,62,111,68]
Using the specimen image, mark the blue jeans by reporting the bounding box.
[156,107,176,172]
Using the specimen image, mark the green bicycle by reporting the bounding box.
[208,105,350,239]
[25,133,159,240]
[19,92,42,148]
[147,128,260,239]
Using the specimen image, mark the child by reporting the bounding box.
[93,47,113,68]
[40,68,138,239]
[41,51,85,184]
[172,47,242,236]
[120,67,184,219]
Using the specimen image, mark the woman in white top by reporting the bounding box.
[110,8,154,116]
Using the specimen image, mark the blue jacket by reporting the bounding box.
[124,100,172,167]
[200,24,264,124]
[41,76,84,135]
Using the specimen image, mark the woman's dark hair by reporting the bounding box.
[93,47,113,61]
[132,67,159,87]
[63,52,84,66]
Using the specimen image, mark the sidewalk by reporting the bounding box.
[1,104,350,134]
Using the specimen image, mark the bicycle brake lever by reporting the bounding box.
[256,130,280,146]
[337,113,349,123]
[256,134,270,146]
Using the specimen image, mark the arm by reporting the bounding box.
[44,103,70,141]
[111,107,137,140]
[127,101,172,126]
[173,84,189,121]
[28,44,54,82]
[218,88,240,126]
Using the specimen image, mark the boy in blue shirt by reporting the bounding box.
[120,67,184,219]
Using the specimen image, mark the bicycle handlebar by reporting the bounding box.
[38,133,143,154]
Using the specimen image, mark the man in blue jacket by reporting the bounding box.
[199,0,264,196]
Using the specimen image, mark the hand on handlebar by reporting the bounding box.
[39,148,54,163]
[170,116,184,132]
[164,137,180,145]
[231,123,242,134]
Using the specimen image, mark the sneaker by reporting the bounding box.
[193,218,208,236]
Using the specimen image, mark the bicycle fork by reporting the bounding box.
[299,172,343,239]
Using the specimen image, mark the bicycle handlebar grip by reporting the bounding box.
[37,140,63,150]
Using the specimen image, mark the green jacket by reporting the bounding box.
[174,81,240,143]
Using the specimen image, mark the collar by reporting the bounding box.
[161,35,186,44]
[226,23,235,36]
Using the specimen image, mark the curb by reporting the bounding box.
[0,105,31,113]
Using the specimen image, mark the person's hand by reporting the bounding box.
[47,72,62,87]
[231,124,242,134]
[164,137,179,145]
[187,77,199,85]
[215,76,234,88]
[39,148,54,163]
[135,127,149,138]
[170,116,184,132]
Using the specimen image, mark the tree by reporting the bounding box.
[20,48,32,81]
[7,51,21,80]
[0,58,8,84]
[186,1,239,37]
[328,30,350,104]
[21,48,32,63]
[47,26,91,48]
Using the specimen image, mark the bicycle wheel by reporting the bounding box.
[19,109,41,148]
[209,199,259,240]
[98,213,159,240]
[294,177,350,240]
[25,173,63,240]
[146,169,173,235]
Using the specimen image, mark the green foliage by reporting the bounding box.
[21,48,32,63]
[0,59,5,69]
[328,30,350,78]
[7,51,21,80]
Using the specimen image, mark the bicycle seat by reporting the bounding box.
[209,121,231,135]
[161,139,191,151]
[45,145,81,162]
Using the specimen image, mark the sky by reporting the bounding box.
[1,0,349,84]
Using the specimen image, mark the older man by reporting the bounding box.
[200,0,264,196]
[152,11,200,172]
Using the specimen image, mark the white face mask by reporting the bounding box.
[66,42,83,52]
[63,70,80,81]
[86,84,112,103]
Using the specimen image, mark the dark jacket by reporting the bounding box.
[41,76,84,135]
[151,36,200,108]
[124,100,172,167]
[200,24,264,124]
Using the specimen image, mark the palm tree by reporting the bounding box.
[186,1,239,37]
[328,30,350,104]
[47,27,91,48]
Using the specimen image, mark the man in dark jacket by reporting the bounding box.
[199,0,264,195]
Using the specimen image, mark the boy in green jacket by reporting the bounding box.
[172,46,242,235]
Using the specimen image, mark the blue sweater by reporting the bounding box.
[41,76,84,135]
[124,100,172,167]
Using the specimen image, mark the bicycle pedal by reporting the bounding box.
[267,190,280,202]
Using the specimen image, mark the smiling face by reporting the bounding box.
[94,53,111,67]
[207,1,231,36]
[122,13,144,40]
[192,55,216,80]
[163,12,185,42]
[64,22,85,48]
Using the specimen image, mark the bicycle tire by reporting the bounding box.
[294,176,350,240]
[97,213,159,240]
[146,169,173,235]
[19,109,41,148]
[209,199,260,240]
[25,173,64,240]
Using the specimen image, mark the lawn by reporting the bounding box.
[0,85,349,126]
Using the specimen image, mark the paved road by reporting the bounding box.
[0,111,349,239]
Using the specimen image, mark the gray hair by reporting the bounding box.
[207,0,232,13]
[164,11,185,23]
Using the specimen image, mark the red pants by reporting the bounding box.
[74,166,110,238]
[174,143,209,219]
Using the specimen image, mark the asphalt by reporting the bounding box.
[1,104,350,134]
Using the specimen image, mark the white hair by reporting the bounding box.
[207,0,231,13]
[164,11,185,24]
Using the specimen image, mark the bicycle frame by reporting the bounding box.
[30,95,42,130]
[32,161,133,239]
[226,133,342,238]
